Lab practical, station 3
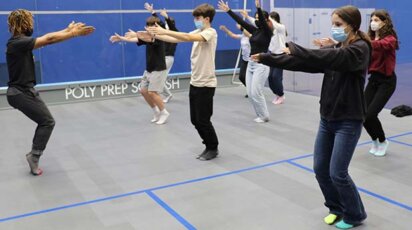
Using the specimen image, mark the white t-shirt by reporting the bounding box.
[190,27,218,87]
[268,17,287,54]
[239,34,251,61]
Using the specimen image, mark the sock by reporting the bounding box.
[160,109,169,114]
[324,214,338,225]
[335,220,354,229]
[152,106,160,114]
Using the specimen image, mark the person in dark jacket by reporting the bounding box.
[6,9,94,176]
[252,5,370,229]
[218,0,273,123]
[363,10,399,157]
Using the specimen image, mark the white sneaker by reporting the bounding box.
[163,95,173,103]
[254,117,269,123]
[151,112,160,123]
[369,139,379,155]
[374,140,389,157]
[156,110,170,125]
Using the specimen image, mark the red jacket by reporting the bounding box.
[368,35,397,76]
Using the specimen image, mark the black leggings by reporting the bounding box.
[363,72,396,142]
[7,88,55,151]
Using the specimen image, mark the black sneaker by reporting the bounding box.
[196,148,208,159]
[198,149,219,161]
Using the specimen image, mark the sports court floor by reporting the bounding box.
[1,86,411,230]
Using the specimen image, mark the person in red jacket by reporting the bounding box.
[364,10,399,157]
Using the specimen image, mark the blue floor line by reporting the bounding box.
[0,132,410,224]
[0,153,313,223]
[286,161,412,212]
[387,139,412,147]
[146,191,197,230]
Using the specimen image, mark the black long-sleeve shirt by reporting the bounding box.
[260,40,371,121]
[152,13,178,57]
[164,17,178,56]
[227,8,272,55]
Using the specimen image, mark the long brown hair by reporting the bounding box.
[333,5,371,47]
[8,9,34,36]
[368,9,399,50]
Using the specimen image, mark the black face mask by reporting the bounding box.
[24,28,33,36]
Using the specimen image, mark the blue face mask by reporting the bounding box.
[194,20,204,30]
[331,26,348,42]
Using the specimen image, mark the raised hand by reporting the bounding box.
[144,2,155,14]
[255,0,261,8]
[217,0,230,12]
[160,9,168,18]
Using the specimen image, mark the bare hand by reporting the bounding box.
[219,25,227,31]
[282,47,291,54]
[255,0,261,8]
[240,10,249,18]
[125,29,137,39]
[136,31,154,42]
[72,23,95,37]
[145,23,166,35]
[313,37,337,47]
[160,9,168,18]
[250,53,261,62]
[109,33,123,43]
[218,0,230,12]
[144,2,154,13]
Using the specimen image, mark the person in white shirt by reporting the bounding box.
[146,4,220,161]
[219,24,251,97]
[242,10,287,105]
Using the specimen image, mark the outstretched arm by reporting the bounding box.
[146,24,206,42]
[219,25,241,39]
[34,21,95,49]
[218,0,256,34]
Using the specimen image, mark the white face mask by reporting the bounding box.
[370,21,381,31]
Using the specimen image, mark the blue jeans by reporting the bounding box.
[313,118,367,225]
[268,67,284,97]
[246,61,270,119]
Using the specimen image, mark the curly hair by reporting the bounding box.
[368,9,399,50]
[8,9,34,36]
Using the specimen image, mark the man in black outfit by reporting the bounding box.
[6,9,94,175]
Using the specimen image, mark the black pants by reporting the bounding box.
[239,59,248,87]
[363,72,397,142]
[189,85,219,150]
[268,67,284,96]
[7,87,55,151]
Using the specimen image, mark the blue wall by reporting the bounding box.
[0,0,255,85]
[1,0,411,85]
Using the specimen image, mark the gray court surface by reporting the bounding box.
[0,86,411,230]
